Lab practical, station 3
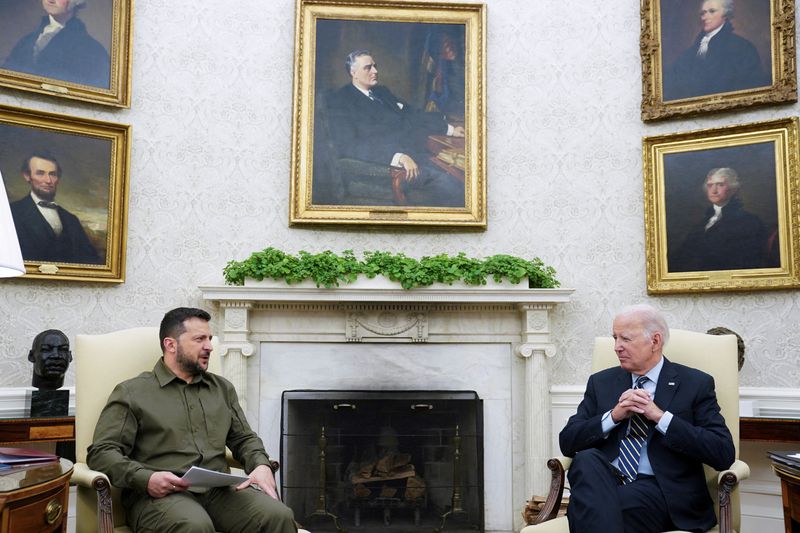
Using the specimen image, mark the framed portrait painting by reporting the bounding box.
[641,0,796,121]
[0,104,131,282]
[643,117,800,294]
[0,0,133,108]
[289,0,486,227]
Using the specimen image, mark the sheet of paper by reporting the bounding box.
[788,453,800,459]
[180,466,249,488]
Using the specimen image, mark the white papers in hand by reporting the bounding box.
[181,466,249,488]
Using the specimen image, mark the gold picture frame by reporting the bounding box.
[0,0,133,108]
[643,117,800,294]
[641,0,796,121]
[0,104,131,282]
[289,0,486,227]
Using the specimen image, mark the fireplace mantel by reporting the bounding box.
[201,282,573,528]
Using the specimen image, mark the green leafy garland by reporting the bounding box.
[224,248,560,290]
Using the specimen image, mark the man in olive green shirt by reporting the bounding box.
[87,307,297,533]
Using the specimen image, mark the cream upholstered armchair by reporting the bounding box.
[522,329,749,533]
[72,327,166,533]
[71,327,310,533]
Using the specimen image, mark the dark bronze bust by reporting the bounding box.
[28,329,72,390]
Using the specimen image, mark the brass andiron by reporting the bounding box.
[307,425,345,532]
[435,425,473,532]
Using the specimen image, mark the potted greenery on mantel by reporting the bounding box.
[223,248,559,290]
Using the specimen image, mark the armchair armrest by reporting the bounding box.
[71,462,110,487]
[717,459,750,533]
[718,459,750,483]
[530,456,572,525]
[337,158,407,205]
[71,462,114,533]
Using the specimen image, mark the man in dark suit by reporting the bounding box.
[10,151,100,264]
[560,304,734,533]
[2,0,110,88]
[325,49,465,207]
[669,167,774,272]
[663,0,770,101]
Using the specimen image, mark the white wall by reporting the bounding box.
[0,2,798,392]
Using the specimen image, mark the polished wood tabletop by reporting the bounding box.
[0,457,73,532]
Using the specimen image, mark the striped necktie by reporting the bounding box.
[617,375,652,484]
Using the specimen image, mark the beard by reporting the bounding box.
[175,345,208,377]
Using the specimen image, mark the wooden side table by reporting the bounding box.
[0,458,73,533]
[769,454,800,532]
[742,417,800,442]
[0,417,75,445]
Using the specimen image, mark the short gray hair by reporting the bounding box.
[345,49,371,76]
[704,0,734,19]
[69,0,87,9]
[616,304,670,346]
[706,167,740,191]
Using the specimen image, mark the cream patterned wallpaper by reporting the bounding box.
[0,0,797,389]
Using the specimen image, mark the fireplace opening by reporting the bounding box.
[280,390,484,532]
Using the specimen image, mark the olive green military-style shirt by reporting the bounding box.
[87,358,271,497]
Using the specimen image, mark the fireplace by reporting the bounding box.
[281,390,484,532]
[201,282,572,532]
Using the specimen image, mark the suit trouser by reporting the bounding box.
[403,161,464,207]
[126,486,298,533]
[566,449,676,533]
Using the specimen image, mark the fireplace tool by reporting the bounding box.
[435,425,476,532]
[306,425,346,532]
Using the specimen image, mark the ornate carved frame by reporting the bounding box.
[0,104,131,282]
[642,116,800,294]
[640,0,796,121]
[289,0,487,227]
[0,0,133,107]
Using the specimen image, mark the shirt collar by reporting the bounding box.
[712,201,729,213]
[352,83,372,98]
[153,357,208,387]
[633,355,664,386]
[30,191,52,205]
[44,15,65,32]
[703,24,724,41]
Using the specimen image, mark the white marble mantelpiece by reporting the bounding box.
[201,282,573,532]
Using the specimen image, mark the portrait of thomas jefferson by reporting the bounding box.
[661,0,771,101]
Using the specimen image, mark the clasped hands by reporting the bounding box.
[610,387,664,425]
[147,464,279,500]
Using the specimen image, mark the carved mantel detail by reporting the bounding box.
[346,309,429,342]
[201,283,573,504]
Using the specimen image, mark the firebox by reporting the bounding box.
[280,390,484,532]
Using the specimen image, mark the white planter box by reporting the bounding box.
[243,275,529,290]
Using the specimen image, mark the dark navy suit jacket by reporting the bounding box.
[326,84,449,165]
[10,195,100,264]
[664,22,770,101]
[559,357,735,532]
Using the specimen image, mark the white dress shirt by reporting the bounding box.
[31,191,63,236]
